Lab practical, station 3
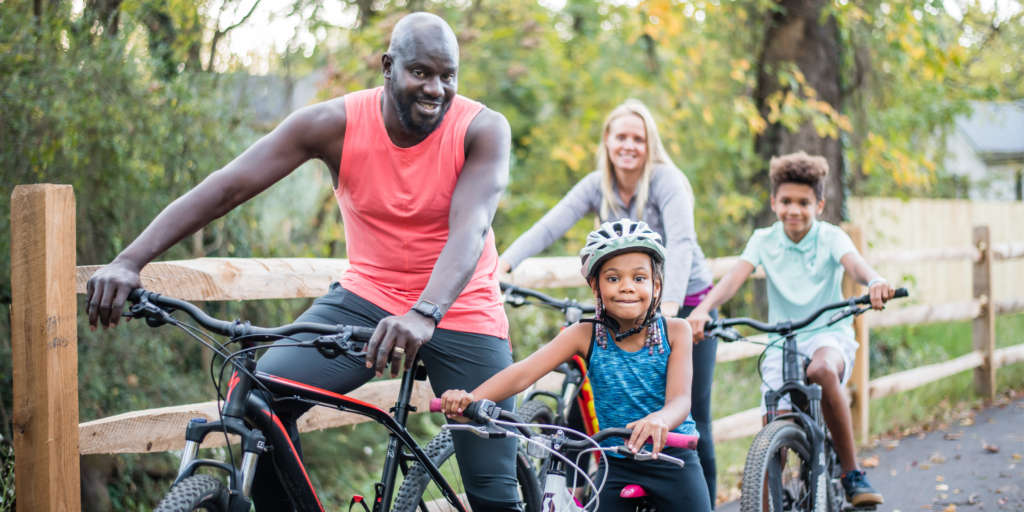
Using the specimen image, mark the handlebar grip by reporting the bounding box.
[429,398,443,413]
[893,287,909,298]
[351,326,375,341]
[662,433,699,450]
[128,288,145,302]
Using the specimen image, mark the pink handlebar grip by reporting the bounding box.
[429,398,443,413]
[660,433,699,450]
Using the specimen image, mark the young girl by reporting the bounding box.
[439,219,712,512]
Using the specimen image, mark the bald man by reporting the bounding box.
[87,13,521,512]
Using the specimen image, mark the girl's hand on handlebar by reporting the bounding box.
[439,389,474,422]
[685,310,713,344]
[625,415,669,458]
[869,281,896,310]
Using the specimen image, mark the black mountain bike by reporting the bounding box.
[123,288,530,512]
[704,288,908,512]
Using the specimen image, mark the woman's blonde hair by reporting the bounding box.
[595,99,694,221]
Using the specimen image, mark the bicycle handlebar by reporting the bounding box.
[499,282,596,314]
[707,287,908,335]
[126,288,376,342]
[427,399,698,450]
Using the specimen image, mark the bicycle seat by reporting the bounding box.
[620,485,648,499]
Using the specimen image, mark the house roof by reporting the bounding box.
[955,101,1024,158]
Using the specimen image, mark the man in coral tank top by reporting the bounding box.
[86,13,519,512]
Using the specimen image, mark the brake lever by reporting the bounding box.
[614,447,686,467]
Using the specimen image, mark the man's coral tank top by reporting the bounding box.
[336,87,508,339]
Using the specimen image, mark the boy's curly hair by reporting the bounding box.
[769,151,829,200]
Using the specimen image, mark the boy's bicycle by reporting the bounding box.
[704,288,907,512]
[122,288,535,512]
[428,398,700,512]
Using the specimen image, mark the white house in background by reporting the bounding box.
[945,101,1024,201]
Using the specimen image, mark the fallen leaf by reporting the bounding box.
[961,418,975,426]
[931,452,948,464]
[943,504,955,512]
[987,417,995,423]
[968,493,980,504]
[920,464,932,470]
[955,444,963,450]
[936,484,949,491]
[944,432,963,440]
[998,497,1008,504]
[890,469,899,476]
[1012,453,1022,460]
[937,476,945,481]
[887,440,901,450]
[862,455,880,468]
[955,454,961,460]
[954,489,961,494]
[938,493,948,499]
[920,506,932,510]
[982,440,1000,453]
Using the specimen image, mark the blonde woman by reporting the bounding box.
[499,99,720,504]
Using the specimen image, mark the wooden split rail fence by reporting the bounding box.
[10,184,1024,510]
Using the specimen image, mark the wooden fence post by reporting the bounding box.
[11,184,81,511]
[973,226,996,400]
[842,224,870,444]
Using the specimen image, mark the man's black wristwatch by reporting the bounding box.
[411,300,442,326]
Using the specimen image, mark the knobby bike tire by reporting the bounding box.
[740,420,828,512]
[153,474,231,512]
[392,429,542,512]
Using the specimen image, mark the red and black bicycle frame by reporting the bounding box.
[174,352,467,512]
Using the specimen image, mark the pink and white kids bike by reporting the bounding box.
[429,398,698,512]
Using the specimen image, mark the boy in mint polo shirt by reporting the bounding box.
[686,152,896,506]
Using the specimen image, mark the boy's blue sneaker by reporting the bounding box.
[841,469,884,505]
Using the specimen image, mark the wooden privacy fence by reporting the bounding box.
[10,184,1024,510]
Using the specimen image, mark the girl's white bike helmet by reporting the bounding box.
[579,219,667,279]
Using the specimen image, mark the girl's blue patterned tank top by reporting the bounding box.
[587,316,698,456]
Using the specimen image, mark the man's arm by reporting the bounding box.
[686,260,755,342]
[365,108,512,377]
[86,100,348,329]
[839,252,896,310]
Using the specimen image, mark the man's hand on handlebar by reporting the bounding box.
[685,309,714,343]
[86,260,143,330]
[365,312,434,378]
[869,281,897,310]
[438,389,475,423]
[625,414,670,458]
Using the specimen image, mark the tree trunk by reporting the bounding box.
[754,0,844,225]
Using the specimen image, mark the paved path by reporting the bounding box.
[719,400,1023,511]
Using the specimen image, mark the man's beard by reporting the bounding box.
[389,78,451,137]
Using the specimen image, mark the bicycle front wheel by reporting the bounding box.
[393,429,542,512]
[153,475,231,512]
[740,420,825,512]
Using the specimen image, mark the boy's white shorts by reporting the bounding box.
[759,332,859,414]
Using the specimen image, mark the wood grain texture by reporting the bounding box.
[992,241,1024,261]
[865,246,981,265]
[973,226,996,400]
[868,300,982,328]
[79,379,435,454]
[76,258,351,300]
[842,224,870,443]
[710,407,762,443]
[11,184,81,512]
[869,350,985,400]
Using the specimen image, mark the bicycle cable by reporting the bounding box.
[492,419,607,511]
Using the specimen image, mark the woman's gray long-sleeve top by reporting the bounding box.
[501,164,713,305]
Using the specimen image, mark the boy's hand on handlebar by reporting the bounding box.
[366,312,435,378]
[439,389,474,423]
[625,415,669,458]
[685,310,713,343]
[869,281,896,310]
[86,260,143,330]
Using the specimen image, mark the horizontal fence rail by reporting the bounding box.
[70,246,1024,452]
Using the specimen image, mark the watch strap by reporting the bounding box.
[413,300,442,325]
